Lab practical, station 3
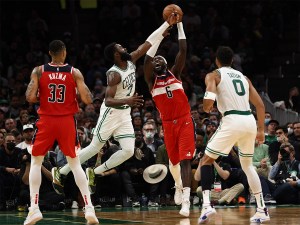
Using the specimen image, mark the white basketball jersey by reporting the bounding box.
[215,67,250,114]
[106,61,136,100]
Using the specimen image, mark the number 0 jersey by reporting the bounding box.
[37,63,79,116]
[215,67,250,115]
[151,70,190,121]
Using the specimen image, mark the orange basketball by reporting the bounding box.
[162,4,183,22]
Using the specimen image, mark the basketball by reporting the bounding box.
[163,4,183,22]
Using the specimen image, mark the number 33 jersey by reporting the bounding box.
[151,70,190,121]
[38,63,79,116]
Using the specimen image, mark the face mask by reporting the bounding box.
[288,127,293,135]
[143,117,148,122]
[6,142,16,151]
[202,125,206,132]
[121,52,132,61]
[132,112,140,117]
[145,132,154,139]
[264,118,270,125]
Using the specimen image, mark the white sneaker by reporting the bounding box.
[24,207,43,225]
[71,201,79,209]
[179,200,190,217]
[250,207,270,223]
[84,206,99,224]
[174,185,183,205]
[198,205,216,224]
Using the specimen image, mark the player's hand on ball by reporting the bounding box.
[166,13,179,26]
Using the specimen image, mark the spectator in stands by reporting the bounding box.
[269,143,300,204]
[264,119,279,145]
[0,131,5,149]
[289,122,300,161]
[4,118,17,132]
[268,126,289,165]
[191,106,202,130]
[132,115,143,130]
[253,140,270,178]
[16,124,34,150]
[0,133,22,210]
[142,122,163,157]
[0,108,6,129]
[264,112,272,132]
[284,86,299,113]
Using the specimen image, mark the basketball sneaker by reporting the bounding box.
[179,200,190,217]
[250,207,270,223]
[84,206,99,224]
[198,205,216,224]
[24,207,43,225]
[174,185,183,205]
[86,168,96,194]
[51,167,65,195]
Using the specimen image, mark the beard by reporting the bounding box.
[154,64,166,75]
[121,52,132,61]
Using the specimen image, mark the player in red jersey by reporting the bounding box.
[24,40,98,225]
[144,22,194,217]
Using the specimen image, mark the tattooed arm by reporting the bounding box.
[73,68,93,105]
[26,66,40,103]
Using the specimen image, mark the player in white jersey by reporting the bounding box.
[198,46,270,224]
[51,14,179,195]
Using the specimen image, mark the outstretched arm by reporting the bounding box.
[26,66,40,103]
[130,14,178,64]
[170,22,187,79]
[73,68,93,105]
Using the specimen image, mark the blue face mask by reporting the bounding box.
[264,118,270,125]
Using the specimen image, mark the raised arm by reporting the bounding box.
[170,22,187,79]
[73,68,93,105]
[247,76,265,144]
[26,66,41,103]
[130,14,178,64]
[104,71,144,107]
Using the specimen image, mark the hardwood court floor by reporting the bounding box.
[1,205,300,225]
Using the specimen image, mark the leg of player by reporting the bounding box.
[52,136,105,194]
[24,156,44,225]
[67,156,98,224]
[179,159,192,217]
[169,161,183,205]
[240,157,270,223]
[86,137,135,193]
[198,154,216,224]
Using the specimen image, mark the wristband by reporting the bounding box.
[204,91,216,101]
[177,22,186,40]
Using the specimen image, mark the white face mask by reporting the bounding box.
[276,136,282,142]
[145,131,155,139]
[288,127,293,135]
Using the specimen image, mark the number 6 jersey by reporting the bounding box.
[151,70,190,121]
[38,63,79,116]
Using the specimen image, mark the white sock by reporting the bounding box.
[182,187,191,202]
[60,136,104,175]
[169,162,183,187]
[94,138,134,174]
[66,156,92,206]
[29,156,44,208]
[202,190,211,207]
[240,157,265,209]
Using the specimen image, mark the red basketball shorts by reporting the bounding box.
[32,115,78,158]
[162,114,195,165]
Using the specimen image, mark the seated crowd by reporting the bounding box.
[0,97,300,211]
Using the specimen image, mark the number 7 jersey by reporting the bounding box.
[38,63,79,116]
[151,70,190,121]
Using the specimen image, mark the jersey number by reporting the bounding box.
[232,79,245,96]
[48,84,66,103]
[126,84,133,96]
[166,86,173,98]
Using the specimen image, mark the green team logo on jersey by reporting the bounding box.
[123,72,135,96]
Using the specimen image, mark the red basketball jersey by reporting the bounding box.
[37,63,79,116]
[151,70,190,121]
